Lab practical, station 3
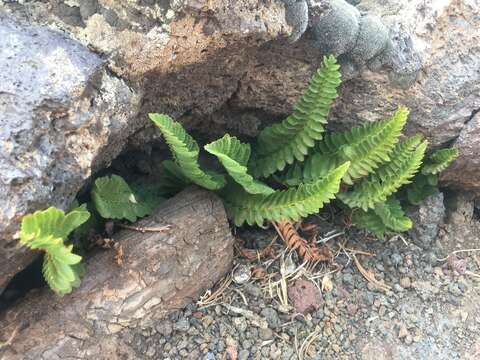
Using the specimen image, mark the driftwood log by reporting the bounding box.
[0,187,234,360]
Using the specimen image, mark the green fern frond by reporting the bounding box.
[373,197,412,232]
[339,136,427,210]
[353,197,412,238]
[251,55,341,178]
[92,175,156,222]
[20,207,89,295]
[150,113,226,190]
[406,173,438,205]
[205,134,274,195]
[222,162,350,226]
[421,147,459,175]
[303,107,408,184]
[157,160,192,196]
[352,210,387,238]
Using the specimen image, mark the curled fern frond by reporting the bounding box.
[339,136,427,210]
[421,147,459,175]
[222,162,350,226]
[150,113,226,190]
[303,107,408,184]
[251,55,341,178]
[20,207,89,295]
[92,175,156,222]
[205,134,274,195]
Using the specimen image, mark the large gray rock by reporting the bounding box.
[0,16,141,291]
[441,112,480,193]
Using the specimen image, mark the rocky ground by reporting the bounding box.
[121,212,480,360]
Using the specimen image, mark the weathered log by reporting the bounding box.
[0,187,234,360]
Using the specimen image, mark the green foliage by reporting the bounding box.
[157,160,192,196]
[205,134,274,195]
[251,55,341,178]
[303,107,408,184]
[222,162,349,226]
[149,113,226,190]
[339,136,428,211]
[20,206,90,295]
[421,147,459,175]
[353,197,412,238]
[406,173,438,205]
[92,175,158,222]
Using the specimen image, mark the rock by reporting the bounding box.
[348,15,389,64]
[260,308,281,329]
[408,192,446,249]
[282,0,309,42]
[0,15,140,291]
[288,279,323,314]
[156,320,174,337]
[312,0,361,56]
[400,277,412,289]
[442,112,480,193]
[238,349,250,360]
[259,327,274,340]
[439,191,480,252]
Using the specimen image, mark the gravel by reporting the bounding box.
[124,219,480,359]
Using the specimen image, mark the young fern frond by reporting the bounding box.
[92,175,157,222]
[223,162,349,226]
[421,147,459,175]
[20,207,89,295]
[303,107,408,184]
[205,134,274,195]
[339,136,427,210]
[251,55,341,178]
[149,113,226,190]
[157,160,192,196]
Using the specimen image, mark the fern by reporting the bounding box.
[92,175,157,222]
[352,210,387,238]
[406,173,438,205]
[421,147,459,175]
[353,197,412,238]
[339,136,428,210]
[150,113,226,190]
[205,134,274,195]
[223,162,350,226]
[157,160,192,195]
[303,107,408,184]
[251,55,341,178]
[20,206,90,295]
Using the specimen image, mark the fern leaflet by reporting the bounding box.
[251,55,341,178]
[92,175,156,222]
[352,210,387,238]
[421,147,458,175]
[303,107,408,184]
[150,113,226,190]
[339,136,427,210]
[222,162,350,226]
[20,207,89,295]
[205,134,274,195]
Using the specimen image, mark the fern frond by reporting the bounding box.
[421,147,459,175]
[157,160,192,196]
[20,207,88,295]
[205,134,274,195]
[373,197,412,232]
[303,107,408,184]
[150,113,226,190]
[352,210,387,238]
[251,55,341,178]
[92,175,156,222]
[406,173,438,205]
[339,136,427,210]
[223,162,350,226]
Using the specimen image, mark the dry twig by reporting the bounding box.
[117,224,172,233]
[351,253,391,292]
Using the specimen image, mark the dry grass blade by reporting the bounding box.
[117,224,172,233]
[352,253,391,292]
[272,221,332,262]
[197,276,232,307]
